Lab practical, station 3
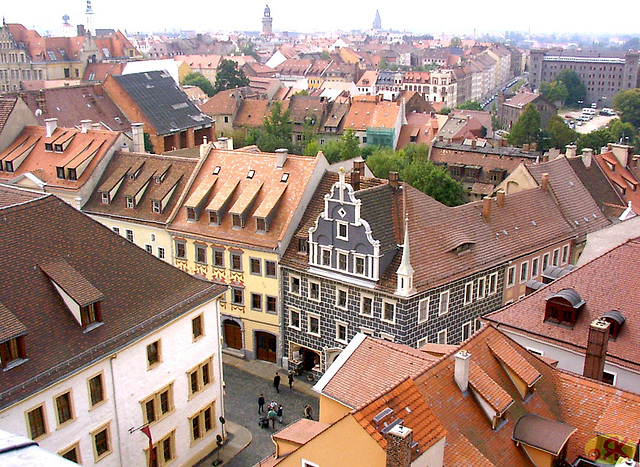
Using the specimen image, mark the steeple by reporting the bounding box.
[86,0,95,36]
[373,9,382,30]
[396,216,415,296]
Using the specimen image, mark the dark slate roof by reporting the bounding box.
[0,188,224,409]
[113,71,213,135]
[356,183,398,255]
[0,98,17,131]
[566,156,623,213]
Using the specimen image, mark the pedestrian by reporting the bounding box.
[277,404,283,423]
[258,393,265,414]
[288,371,294,389]
[269,400,276,411]
[304,405,313,420]
[274,372,281,394]
[267,407,277,428]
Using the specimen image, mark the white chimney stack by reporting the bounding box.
[131,123,145,153]
[80,119,92,133]
[45,118,58,138]
[275,148,288,169]
[454,350,471,392]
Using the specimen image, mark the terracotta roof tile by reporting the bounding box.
[468,361,513,413]
[487,336,541,387]
[272,418,331,445]
[40,257,105,307]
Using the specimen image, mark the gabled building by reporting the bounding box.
[497,90,557,130]
[0,119,128,207]
[0,185,226,467]
[167,148,328,362]
[342,96,405,149]
[279,166,609,377]
[102,71,215,154]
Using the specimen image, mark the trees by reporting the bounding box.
[612,88,640,128]
[553,70,586,107]
[212,59,250,94]
[366,148,407,179]
[545,115,578,150]
[508,103,541,147]
[253,101,293,152]
[456,101,483,111]
[540,80,568,105]
[181,72,215,97]
[576,129,615,154]
[401,161,465,207]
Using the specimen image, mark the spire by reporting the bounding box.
[396,216,415,296]
[373,9,382,30]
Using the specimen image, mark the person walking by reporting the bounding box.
[258,393,265,414]
[288,371,294,389]
[277,404,283,423]
[267,407,277,428]
[304,405,313,420]
[273,372,281,394]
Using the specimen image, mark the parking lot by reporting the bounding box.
[562,110,617,134]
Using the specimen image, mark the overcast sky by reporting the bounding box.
[2,1,638,37]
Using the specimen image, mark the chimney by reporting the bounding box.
[632,156,640,168]
[581,148,593,168]
[454,350,471,392]
[275,148,288,169]
[482,196,491,221]
[80,119,92,133]
[523,143,530,152]
[611,143,631,167]
[350,169,361,190]
[583,319,610,382]
[45,118,58,137]
[131,123,145,153]
[496,190,505,207]
[471,139,476,149]
[77,24,86,36]
[354,159,366,176]
[389,171,399,188]
[565,144,577,158]
[91,123,102,130]
[200,136,211,158]
[530,142,537,151]
[385,425,413,467]
[541,173,549,193]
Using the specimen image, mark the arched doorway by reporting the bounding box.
[256,332,276,363]
[223,320,242,350]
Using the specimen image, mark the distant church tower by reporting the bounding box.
[86,0,95,36]
[262,5,273,38]
[61,14,74,37]
[373,9,382,30]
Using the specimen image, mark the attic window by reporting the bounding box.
[186,207,197,221]
[544,288,585,327]
[209,211,220,225]
[256,218,267,233]
[213,166,221,175]
[56,167,65,179]
[247,170,255,179]
[232,214,243,228]
[80,302,102,330]
[152,201,161,213]
[281,173,289,183]
[126,197,135,209]
[45,143,54,152]
[101,193,109,204]
[601,310,625,339]
[0,336,27,369]
[67,168,77,181]
[54,143,64,152]
[453,242,473,255]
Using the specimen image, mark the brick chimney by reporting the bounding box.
[276,148,288,169]
[389,171,400,188]
[581,148,593,168]
[482,196,491,221]
[583,319,610,382]
[45,118,58,137]
[565,144,577,158]
[454,350,471,392]
[385,425,413,467]
[530,142,537,151]
[496,190,505,207]
[80,119,92,133]
[471,139,476,149]
[541,173,549,193]
[131,123,145,153]
[523,143,530,152]
[354,159,366,176]
[350,168,361,191]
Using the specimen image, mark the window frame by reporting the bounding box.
[488,272,498,295]
[125,229,134,243]
[439,290,450,315]
[354,254,366,276]
[477,276,486,299]
[561,244,570,264]
[264,260,277,278]
[91,422,112,462]
[146,340,162,369]
[141,382,175,425]
[289,308,301,330]
[552,248,560,266]
[308,280,321,302]
[87,372,106,409]
[335,320,348,344]
[189,401,216,445]
[249,257,262,276]
[462,321,473,341]
[382,300,396,325]
[320,247,331,267]
[464,281,474,305]
[307,312,321,337]
[520,261,529,283]
[337,251,348,271]
[230,251,243,271]
[336,221,349,240]
[212,248,225,268]
[192,314,204,341]
[335,286,348,310]
[437,329,447,345]
[506,265,516,288]
[290,274,301,296]
[187,357,214,398]
[59,442,81,464]
[250,293,262,312]
[418,297,430,324]
[146,430,176,466]
[542,252,550,271]
[360,293,374,317]
[175,240,186,260]
[531,257,540,278]
[266,295,277,315]
[25,403,48,441]
[231,287,244,306]
[54,389,75,428]
[195,244,207,264]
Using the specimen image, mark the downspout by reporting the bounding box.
[109,355,125,467]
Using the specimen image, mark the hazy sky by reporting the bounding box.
[2,1,638,37]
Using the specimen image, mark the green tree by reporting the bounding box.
[181,72,215,97]
[365,147,407,179]
[554,70,586,107]
[576,128,615,154]
[213,59,250,94]
[456,100,484,111]
[239,42,260,60]
[545,115,578,150]
[143,132,155,153]
[340,129,361,161]
[402,143,430,163]
[508,103,541,147]
[539,80,568,104]
[612,88,640,128]
[450,36,462,48]
[255,101,293,152]
[401,161,465,207]
[378,56,388,70]
[320,49,331,60]
[440,107,452,115]
[319,140,343,163]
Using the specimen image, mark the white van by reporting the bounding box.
[582,108,596,115]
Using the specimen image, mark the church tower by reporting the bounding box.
[86,0,95,36]
[262,5,273,38]
[373,9,382,30]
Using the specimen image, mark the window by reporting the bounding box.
[80,301,102,330]
[125,229,134,242]
[213,248,224,267]
[60,443,80,463]
[307,313,321,336]
[475,319,483,331]
[26,405,48,440]
[382,300,396,324]
[190,401,216,443]
[439,290,450,315]
[176,241,186,259]
[55,391,74,426]
[126,197,134,209]
[192,315,203,340]
[142,384,174,424]
[309,280,321,302]
[464,282,474,305]
[336,221,348,240]
[250,258,261,275]
[526,347,544,357]
[256,217,267,232]
[552,248,560,266]
[531,257,540,278]
[335,320,348,344]
[437,329,447,345]
[336,287,348,309]
[112,227,120,235]
[147,431,176,466]
[477,277,486,299]
[145,244,153,254]
[152,201,161,213]
[209,211,220,225]
[520,261,529,283]
[186,207,197,221]
[354,255,365,275]
[561,244,570,264]
[298,238,308,254]
[542,253,550,271]
[337,252,348,271]
[251,293,262,311]
[195,245,207,264]
[506,265,516,288]
[265,260,276,278]
[418,297,429,323]
[462,321,473,341]
[266,296,277,314]
[321,248,331,266]
[188,357,214,397]
[158,247,166,260]
[0,335,26,368]
[231,287,244,306]
[602,370,617,386]
[290,275,301,296]
[88,373,105,408]
[147,340,161,368]
[101,193,109,204]
[230,252,242,271]
[380,332,395,342]
[92,423,112,461]
[358,294,373,317]
[289,308,301,330]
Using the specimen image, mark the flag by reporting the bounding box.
[141,425,154,463]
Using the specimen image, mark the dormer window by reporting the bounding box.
[256,218,267,233]
[56,167,65,179]
[209,211,220,225]
[67,168,77,181]
[544,288,585,327]
[81,302,102,330]
[0,336,26,369]
[152,201,161,213]
[232,214,243,228]
[54,143,64,152]
[101,193,109,204]
[45,142,54,152]
[126,197,135,209]
[5,161,13,173]
[186,207,197,221]
[281,173,289,182]
[601,310,625,340]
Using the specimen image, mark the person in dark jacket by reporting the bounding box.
[273,372,281,393]
[277,404,283,423]
[288,371,294,389]
[258,393,265,413]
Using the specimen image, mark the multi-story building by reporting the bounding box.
[529,48,640,106]
[497,90,557,129]
[0,185,226,466]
